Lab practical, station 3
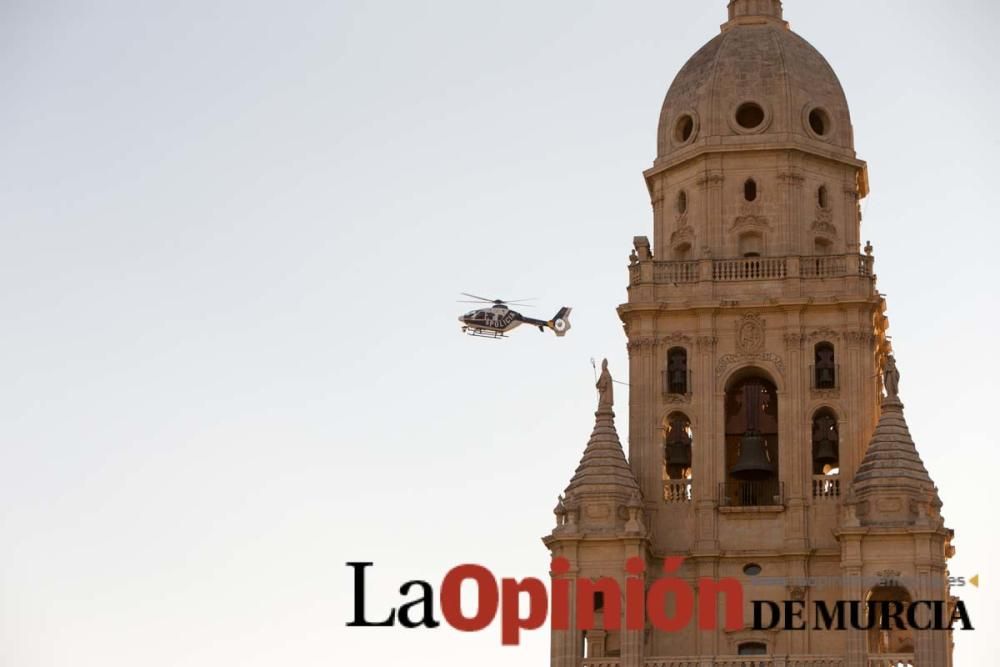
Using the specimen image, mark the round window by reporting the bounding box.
[736,103,766,130]
[743,563,762,577]
[808,108,831,136]
[674,113,697,145]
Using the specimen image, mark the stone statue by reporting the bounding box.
[596,358,614,410]
[883,354,900,399]
[629,249,639,266]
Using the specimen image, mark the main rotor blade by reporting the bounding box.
[460,292,495,302]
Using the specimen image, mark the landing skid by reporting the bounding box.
[462,327,507,339]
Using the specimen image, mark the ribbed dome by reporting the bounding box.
[656,8,854,162]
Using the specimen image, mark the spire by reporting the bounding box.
[727,0,783,20]
[723,0,787,31]
[564,360,640,498]
[847,359,943,528]
[852,396,937,498]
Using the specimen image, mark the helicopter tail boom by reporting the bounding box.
[548,307,572,337]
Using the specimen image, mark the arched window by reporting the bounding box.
[867,585,914,656]
[818,185,829,209]
[664,413,693,481]
[814,342,837,389]
[812,408,840,477]
[663,347,689,395]
[724,373,780,506]
[740,232,763,258]
[738,642,768,655]
[744,178,758,202]
[677,190,688,215]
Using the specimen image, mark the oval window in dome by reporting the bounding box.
[674,113,696,145]
[809,108,831,137]
[736,102,766,130]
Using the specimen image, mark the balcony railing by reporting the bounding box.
[654,260,699,284]
[812,474,841,499]
[644,659,845,667]
[664,479,693,503]
[632,254,874,286]
[719,479,784,508]
[589,657,903,667]
[867,657,914,667]
[714,257,787,281]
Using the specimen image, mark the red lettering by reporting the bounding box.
[440,565,499,632]
[647,557,694,632]
[551,558,571,631]
[698,577,744,630]
[501,577,549,645]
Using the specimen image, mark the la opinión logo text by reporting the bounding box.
[346,558,974,646]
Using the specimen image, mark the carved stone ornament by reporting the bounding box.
[736,314,766,354]
[671,224,695,248]
[716,352,785,378]
[788,586,808,601]
[696,335,718,350]
[626,336,658,353]
[808,327,840,341]
[778,171,805,186]
[783,333,806,350]
[696,173,724,188]
[811,219,837,237]
[661,332,693,346]
[811,388,840,400]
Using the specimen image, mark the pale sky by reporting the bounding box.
[1,1,997,665]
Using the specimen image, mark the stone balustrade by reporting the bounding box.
[584,656,909,667]
[663,479,693,503]
[630,254,874,287]
[866,656,914,667]
[812,474,841,499]
[642,658,847,667]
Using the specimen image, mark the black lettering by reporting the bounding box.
[949,600,975,630]
[814,600,846,630]
[752,600,781,630]
[880,600,906,630]
[346,562,397,627]
[907,600,934,631]
[783,600,806,630]
[849,602,876,630]
[398,580,440,629]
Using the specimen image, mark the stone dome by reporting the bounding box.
[656,1,855,163]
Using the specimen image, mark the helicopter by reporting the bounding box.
[458,293,572,339]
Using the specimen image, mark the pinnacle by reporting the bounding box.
[852,397,938,497]
[564,406,640,498]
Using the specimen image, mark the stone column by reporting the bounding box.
[782,330,809,553]
[840,535,866,667]
[698,169,725,255]
[621,541,646,667]
[693,332,720,554]
[551,547,582,667]
[778,169,805,255]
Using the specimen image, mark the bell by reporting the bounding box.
[665,425,692,479]
[731,430,775,481]
[814,439,839,466]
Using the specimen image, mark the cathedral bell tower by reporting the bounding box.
[545,1,954,665]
